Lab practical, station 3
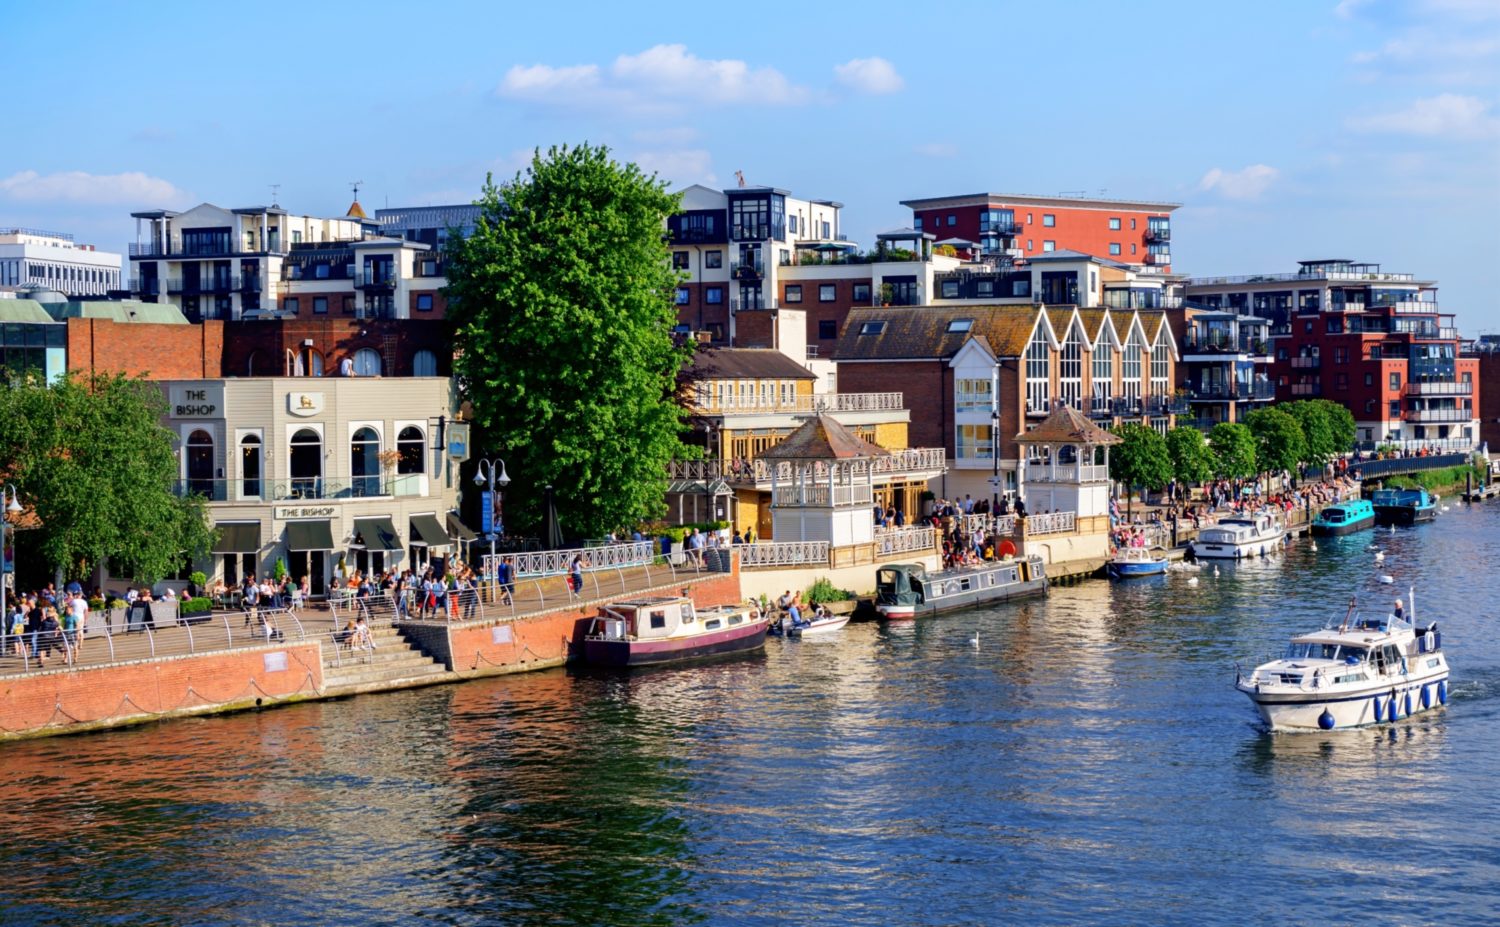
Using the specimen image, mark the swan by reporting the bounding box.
[1375,551,1385,562]
[1187,576,1200,587]
[1311,540,1318,552]
[969,631,981,650]
[1213,565,1221,578]
[1378,574,1395,584]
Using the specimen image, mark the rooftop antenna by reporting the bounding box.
[350,180,364,202]
[269,183,281,207]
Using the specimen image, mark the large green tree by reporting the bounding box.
[1282,400,1336,468]
[1165,426,1216,487]
[1317,399,1357,456]
[1208,422,1258,481]
[1109,423,1172,514]
[444,144,695,540]
[1245,407,1307,478]
[0,372,215,583]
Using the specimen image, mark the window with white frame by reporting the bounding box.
[1059,326,1082,409]
[1122,334,1144,403]
[1092,332,1113,406]
[955,377,993,413]
[956,423,994,459]
[1150,340,1171,400]
[1026,328,1050,413]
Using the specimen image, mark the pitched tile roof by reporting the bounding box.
[1015,404,1122,446]
[685,348,816,380]
[834,305,1045,361]
[1074,308,1110,343]
[758,413,891,460]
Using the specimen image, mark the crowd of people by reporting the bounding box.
[6,583,94,668]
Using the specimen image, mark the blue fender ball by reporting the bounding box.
[1421,685,1431,709]
[1388,696,1399,723]
[1318,709,1336,730]
[1373,697,1382,720]
[1405,692,1412,716]
[1438,680,1448,705]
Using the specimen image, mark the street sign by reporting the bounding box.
[447,422,471,461]
[986,476,1004,487]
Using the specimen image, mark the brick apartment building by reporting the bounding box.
[1183,259,1479,450]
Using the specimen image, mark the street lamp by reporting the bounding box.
[1,485,21,636]
[990,407,1001,518]
[473,458,510,594]
[702,423,717,526]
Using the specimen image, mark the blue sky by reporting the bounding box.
[6,0,1498,331]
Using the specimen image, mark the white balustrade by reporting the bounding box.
[739,540,831,568]
[1025,511,1077,535]
[482,541,656,580]
[874,526,937,555]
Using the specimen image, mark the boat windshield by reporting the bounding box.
[1285,642,1363,662]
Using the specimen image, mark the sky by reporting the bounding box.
[6,0,1499,332]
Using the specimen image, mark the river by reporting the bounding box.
[3,504,1498,926]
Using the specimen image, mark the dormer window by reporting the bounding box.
[947,319,974,333]
[860,321,887,335]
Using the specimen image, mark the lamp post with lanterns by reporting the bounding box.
[0,485,22,633]
[473,458,509,598]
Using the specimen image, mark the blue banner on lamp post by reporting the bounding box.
[480,490,494,535]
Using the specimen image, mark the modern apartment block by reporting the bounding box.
[900,192,1179,271]
[128,199,453,323]
[833,304,1182,504]
[1165,307,1275,428]
[0,227,122,296]
[1183,259,1479,450]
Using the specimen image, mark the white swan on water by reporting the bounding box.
[1188,576,1200,587]
[969,631,981,650]
[1375,551,1385,562]
[1378,573,1395,584]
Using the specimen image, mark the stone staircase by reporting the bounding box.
[320,624,449,693]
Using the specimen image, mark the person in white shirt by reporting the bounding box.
[339,356,356,377]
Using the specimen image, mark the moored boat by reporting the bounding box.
[769,609,850,637]
[1310,499,1376,536]
[580,595,768,667]
[1234,594,1449,731]
[1108,546,1168,579]
[1191,510,1286,559]
[875,556,1047,619]
[1371,487,1437,526]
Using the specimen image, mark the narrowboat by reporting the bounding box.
[1235,594,1449,731]
[1370,487,1437,526]
[1310,499,1376,536]
[580,595,767,667]
[874,556,1047,619]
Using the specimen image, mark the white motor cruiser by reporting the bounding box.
[1192,510,1285,560]
[1235,593,1450,732]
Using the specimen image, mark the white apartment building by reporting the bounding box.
[0,227,122,296]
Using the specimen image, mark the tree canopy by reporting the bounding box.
[1282,400,1336,468]
[1245,407,1307,476]
[0,372,215,583]
[1165,426,1216,486]
[1109,423,1173,496]
[444,144,694,540]
[1208,422,1258,481]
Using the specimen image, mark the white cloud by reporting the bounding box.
[632,149,716,187]
[1334,0,1371,19]
[1422,0,1500,20]
[834,57,904,94]
[1346,93,1500,138]
[0,170,187,206]
[1198,164,1280,200]
[1353,33,1500,64]
[914,142,958,158]
[497,44,808,112]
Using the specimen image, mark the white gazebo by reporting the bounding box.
[1016,404,1120,526]
[758,413,890,545]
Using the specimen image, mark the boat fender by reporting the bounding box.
[1318,709,1336,730]
[1421,685,1431,710]
[1404,692,1412,716]
[1438,680,1448,705]
[1387,694,1399,723]
[1372,696,1381,720]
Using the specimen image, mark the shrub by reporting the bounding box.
[805,577,853,604]
[88,597,106,611]
[189,571,208,588]
[273,558,288,582]
[658,521,729,543]
[179,596,213,616]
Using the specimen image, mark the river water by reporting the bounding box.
[3,504,1498,926]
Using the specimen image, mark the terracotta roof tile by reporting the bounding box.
[1016,404,1122,445]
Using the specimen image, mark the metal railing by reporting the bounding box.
[1290,384,1321,396]
[774,484,874,507]
[356,269,397,288]
[1350,452,1471,476]
[0,226,73,240]
[1405,381,1472,396]
[1025,511,1077,535]
[1403,408,1472,423]
[1186,270,1416,285]
[729,296,778,312]
[166,276,239,294]
[739,540,830,567]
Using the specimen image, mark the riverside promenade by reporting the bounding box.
[0,548,742,741]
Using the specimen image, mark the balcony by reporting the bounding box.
[729,296,778,312]
[1405,381,1472,397]
[413,259,445,278]
[1183,334,1270,355]
[1289,356,1321,369]
[130,277,161,296]
[1145,251,1171,265]
[692,392,905,416]
[978,221,1019,236]
[1190,382,1275,402]
[667,446,947,491]
[1024,460,1110,483]
[240,274,262,293]
[166,276,238,295]
[356,269,397,290]
[1404,407,1472,423]
[1290,383,1321,397]
[171,477,398,502]
[730,258,765,280]
[1146,225,1171,242]
[1387,300,1439,314]
[1089,397,1114,418]
[1146,394,1191,415]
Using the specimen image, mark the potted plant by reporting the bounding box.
[189,570,207,599]
[879,283,893,307]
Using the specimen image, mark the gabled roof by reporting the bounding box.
[1075,309,1111,345]
[1016,404,1122,446]
[834,305,1053,361]
[50,299,188,324]
[758,414,891,460]
[685,348,816,381]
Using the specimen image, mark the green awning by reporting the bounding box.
[447,514,477,542]
[213,522,261,554]
[409,513,449,547]
[285,520,335,552]
[352,516,402,552]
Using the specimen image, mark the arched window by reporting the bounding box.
[351,426,381,496]
[289,428,322,498]
[397,426,425,474]
[241,434,262,499]
[352,348,382,376]
[246,350,262,377]
[412,349,438,377]
[187,429,215,498]
[1025,327,1050,415]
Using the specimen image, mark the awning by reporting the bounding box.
[409,513,449,547]
[447,513,477,542]
[213,521,261,554]
[285,520,335,552]
[351,516,402,552]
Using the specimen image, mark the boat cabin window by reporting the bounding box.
[649,610,667,630]
[682,603,696,623]
[704,618,722,630]
[960,578,972,592]
[729,614,742,625]
[1286,642,1359,661]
